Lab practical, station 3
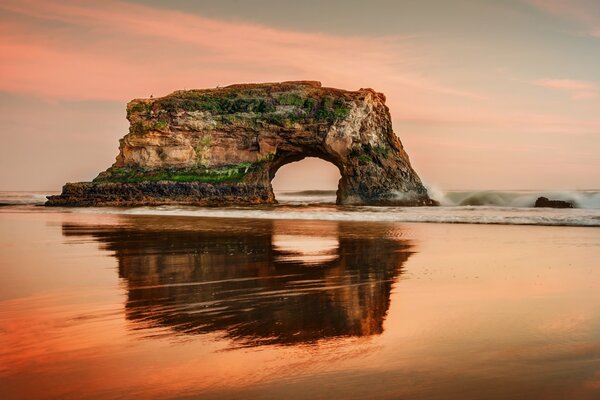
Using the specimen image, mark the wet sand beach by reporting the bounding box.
[1,206,600,399]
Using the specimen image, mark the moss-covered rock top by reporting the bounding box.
[126,81,379,129]
[93,162,258,184]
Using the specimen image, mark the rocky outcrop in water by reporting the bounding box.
[47,81,435,206]
[534,197,574,209]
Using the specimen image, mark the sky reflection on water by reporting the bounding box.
[1,210,600,399]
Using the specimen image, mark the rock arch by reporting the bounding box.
[269,156,342,196]
[47,81,435,207]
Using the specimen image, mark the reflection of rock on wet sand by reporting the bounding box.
[62,217,413,346]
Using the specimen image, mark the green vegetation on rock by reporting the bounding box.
[374,145,389,157]
[158,93,276,115]
[358,154,373,165]
[314,97,350,123]
[194,135,213,167]
[153,120,169,131]
[349,143,388,165]
[94,162,256,184]
[278,92,305,107]
[129,119,170,134]
[127,101,153,118]
[129,87,352,128]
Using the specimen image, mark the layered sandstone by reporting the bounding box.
[47,81,435,206]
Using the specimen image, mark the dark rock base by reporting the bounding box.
[46,181,438,207]
[46,181,275,207]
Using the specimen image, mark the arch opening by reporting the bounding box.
[270,157,342,204]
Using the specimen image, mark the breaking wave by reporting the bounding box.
[426,189,600,209]
[0,191,56,206]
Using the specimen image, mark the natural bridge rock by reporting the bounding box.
[47,81,435,206]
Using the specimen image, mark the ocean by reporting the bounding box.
[1,190,600,399]
[2,189,600,227]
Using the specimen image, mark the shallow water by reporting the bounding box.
[3,191,600,227]
[86,203,600,227]
[1,206,600,399]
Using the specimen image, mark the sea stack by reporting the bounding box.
[46,81,435,206]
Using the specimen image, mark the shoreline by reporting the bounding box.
[1,209,600,399]
[1,203,600,228]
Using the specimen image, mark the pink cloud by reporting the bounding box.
[0,0,598,191]
[533,78,598,100]
[528,0,600,37]
[399,107,600,134]
[0,0,485,103]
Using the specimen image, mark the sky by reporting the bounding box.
[0,0,599,191]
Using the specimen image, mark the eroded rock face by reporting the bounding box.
[47,81,435,206]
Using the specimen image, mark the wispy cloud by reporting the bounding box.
[0,0,484,102]
[400,107,600,135]
[528,0,600,38]
[533,78,599,100]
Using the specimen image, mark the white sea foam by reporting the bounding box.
[0,191,56,205]
[277,188,600,209]
[426,188,600,209]
[275,190,337,204]
[3,190,600,227]
[71,205,600,227]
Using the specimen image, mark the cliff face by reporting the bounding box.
[47,81,435,206]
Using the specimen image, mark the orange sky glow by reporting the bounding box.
[0,0,599,191]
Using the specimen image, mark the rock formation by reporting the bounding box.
[534,196,575,209]
[47,81,435,206]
